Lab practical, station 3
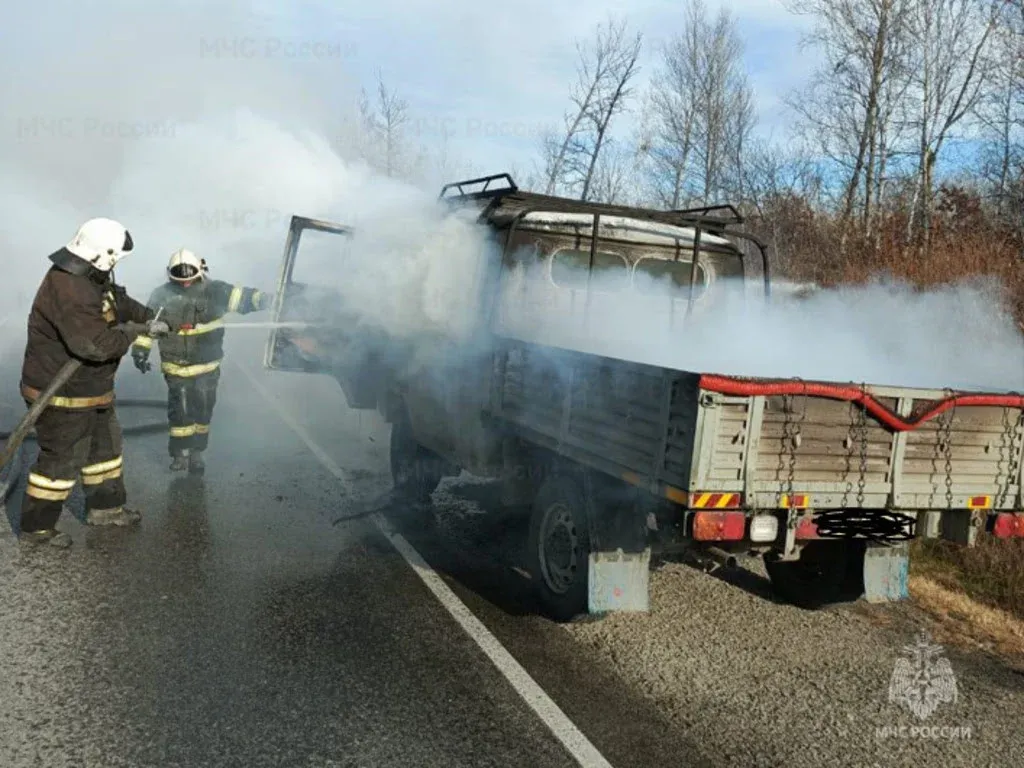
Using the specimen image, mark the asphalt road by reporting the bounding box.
[0,338,708,768]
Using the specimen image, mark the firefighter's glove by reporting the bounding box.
[146,319,172,339]
[131,348,151,374]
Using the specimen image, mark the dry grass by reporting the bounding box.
[910,537,1024,623]
[751,185,1024,326]
[907,574,1024,660]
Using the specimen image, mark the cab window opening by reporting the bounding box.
[548,246,630,292]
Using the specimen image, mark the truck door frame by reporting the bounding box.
[263,214,353,371]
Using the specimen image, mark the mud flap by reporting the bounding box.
[862,542,910,603]
[587,548,651,613]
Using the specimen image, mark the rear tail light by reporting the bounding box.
[692,511,746,541]
[749,514,779,543]
[992,513,1024,538]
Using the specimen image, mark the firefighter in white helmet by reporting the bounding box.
[130,248,273,473]
[18,218,172,546]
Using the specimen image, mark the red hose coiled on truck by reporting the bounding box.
[698,374,1024,433]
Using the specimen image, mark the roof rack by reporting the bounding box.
[438,173,518,200]
[433,170,771,296]
[669,203,744,226]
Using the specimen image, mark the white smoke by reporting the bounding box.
[495,254,1024,393]
[0,0,489,358]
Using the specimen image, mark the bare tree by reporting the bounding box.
[645,0,756,209]
[785,0,915,242]
[361,70,411,178]
[718,42,757,203]
[904,0,1003,248]
[579,23,643,201]
[645,3,702,208]
[586,138,651,205]
[973,1,1024,227]
[742,137,827,218]
[694,6,755,204]
[541,17,642,199]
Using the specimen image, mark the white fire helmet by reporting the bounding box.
[65,218,134,272]
[167,248,207,283]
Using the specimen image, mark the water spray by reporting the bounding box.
[220,321,326,330]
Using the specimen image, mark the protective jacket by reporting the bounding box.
[21,248,152,407]
[132,279,270,377]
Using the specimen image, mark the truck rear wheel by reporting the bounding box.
[764,541,857,609]
[389,414,444,530]
[528,476,591,622]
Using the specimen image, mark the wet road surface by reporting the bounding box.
[0,343,710,768]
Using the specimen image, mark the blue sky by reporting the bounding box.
[290,0,817,180]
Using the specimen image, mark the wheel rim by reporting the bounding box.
[538,502,581,595]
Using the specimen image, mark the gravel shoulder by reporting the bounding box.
[560,554,1024,768]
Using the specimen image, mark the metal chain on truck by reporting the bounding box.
[777,394,794,507]
[841,398,856,509]
[941,391,955,510]
[856,384,869,508]
[998,398,1024,507]
[777,391,805,509]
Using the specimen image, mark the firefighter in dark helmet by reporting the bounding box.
[18,217,172,548]
[130,248,273,473]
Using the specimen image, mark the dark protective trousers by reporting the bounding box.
[165,369,220,457]
[19,405,126,533]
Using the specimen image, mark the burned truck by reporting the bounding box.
[263,173,1024,621]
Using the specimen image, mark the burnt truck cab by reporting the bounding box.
[263,174,770,493]
[264,172,768,441]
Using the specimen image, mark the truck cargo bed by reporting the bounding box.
[489,339,1024,514]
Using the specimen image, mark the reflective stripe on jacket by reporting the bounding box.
[132,278,269,375]
[21,253,151,403]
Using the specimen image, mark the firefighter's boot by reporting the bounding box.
[86,506,142,527]
[170,452,189,472]
[188,450,205,475]
[19,529,72,548]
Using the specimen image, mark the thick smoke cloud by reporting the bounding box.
[0,0,362,307]
[496,260,1024,392]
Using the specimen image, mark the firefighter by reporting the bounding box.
[18,217,172,547]
[130,248,273,473]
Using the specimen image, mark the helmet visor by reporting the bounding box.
[170,263,200,280]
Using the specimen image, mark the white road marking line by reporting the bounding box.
[235,362,615,768]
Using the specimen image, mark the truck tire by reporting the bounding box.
[764,540,853,609]
[389,413,444,530]
[528,475,591,622]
